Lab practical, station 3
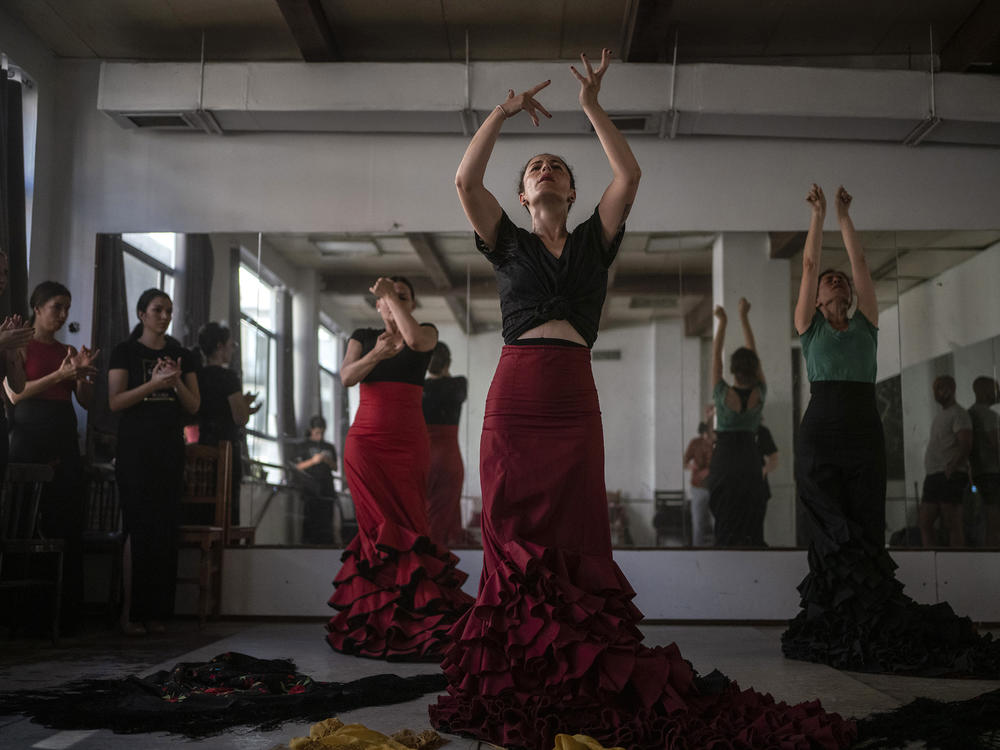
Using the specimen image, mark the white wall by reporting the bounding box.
[17,57,1000,363]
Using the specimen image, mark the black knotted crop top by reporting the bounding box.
[350,324,437,386]
[475,206,625,348]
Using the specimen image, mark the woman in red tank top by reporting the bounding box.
[4,281,99,634]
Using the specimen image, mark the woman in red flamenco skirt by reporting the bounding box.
[427,50,855,749]
[326,276,473,661]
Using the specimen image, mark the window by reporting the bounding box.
[239,264,280,467]
[121,233,176,330]
[318,325,347,463]
[6,62,38,261]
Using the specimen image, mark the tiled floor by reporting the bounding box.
[1,620,998,749]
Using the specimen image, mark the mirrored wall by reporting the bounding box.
[91,227,1000,552]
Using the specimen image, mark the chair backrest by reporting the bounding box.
[181,442,232,528]
[654,489,685,511]
[1,463,56,541]
[83,463,122,534]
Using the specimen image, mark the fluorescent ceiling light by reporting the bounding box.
[311,238,380,256]
[645,234,716,253]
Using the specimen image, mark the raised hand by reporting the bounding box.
[738,297,751,317]
[369,277,398,300]
[806,183,826,217]
[835,185,852,220]
[498,80,552,127]
[714,305,727,323]
[569,48,611,109]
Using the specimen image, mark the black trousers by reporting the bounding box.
[117,433,183,622]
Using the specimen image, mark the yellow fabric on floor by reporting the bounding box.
[288,717,445,750]
[553,734,626,750]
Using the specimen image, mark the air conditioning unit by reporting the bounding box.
[109,109,223,134]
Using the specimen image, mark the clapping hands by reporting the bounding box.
[0,314,33,353]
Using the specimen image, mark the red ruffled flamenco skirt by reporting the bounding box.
[326,381,473,660]
[426,423,467,547]
[428,345,855,749]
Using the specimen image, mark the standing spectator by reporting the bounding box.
[683,407,714,546]
[194,322,258,525]
[108,288,200,635]
[293,415,338,545]
[919,375,972,548]
[968,376,1000,546]
[753,417,779,546]
[5,282,97,633]
[422,341,469,547]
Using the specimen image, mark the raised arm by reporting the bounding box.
[571,49,641,246]
[835,186,877,327]
[794,184,826,335]
[738,297,765,385]
[370,278,438,352]
[455,80,552,249]
[711,306,727,386]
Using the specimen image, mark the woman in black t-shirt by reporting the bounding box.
[108,288,200,635]
[325,275,472,660]
[193,322,258,525]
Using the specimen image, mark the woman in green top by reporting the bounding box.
[708,298,767,547]
[782,184,1000,676]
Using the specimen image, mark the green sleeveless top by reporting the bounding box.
[713,379,766,432]
[800,310,878,383]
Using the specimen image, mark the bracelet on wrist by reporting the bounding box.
[495,104,510,119]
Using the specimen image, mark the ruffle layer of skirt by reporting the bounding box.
[782,538,1000,676]
[326,523,473,661]
[429,540,855,750]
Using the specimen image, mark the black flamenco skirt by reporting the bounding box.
[783,381,1000,676]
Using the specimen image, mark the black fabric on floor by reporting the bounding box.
[0,651,447,738]
[855,687,1000,750]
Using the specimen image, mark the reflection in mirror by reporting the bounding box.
[890,230,1000,548]
[91,229,1000,553]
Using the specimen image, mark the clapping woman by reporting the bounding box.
[5,282,98,630]
[108,288,199,635]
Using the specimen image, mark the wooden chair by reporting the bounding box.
[177,442,231,624]
[81,462,124,619]
[653,489,690,547]
[0,463,61,643]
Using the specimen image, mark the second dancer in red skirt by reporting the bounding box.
[428,50,855,749]
[326,276,473,661]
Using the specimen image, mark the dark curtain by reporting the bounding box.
[88,235,130,460]
[277,288,296,461]
[0,73,28,318]
[180,233,214,349]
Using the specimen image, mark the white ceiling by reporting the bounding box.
[7,0,998,333]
